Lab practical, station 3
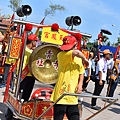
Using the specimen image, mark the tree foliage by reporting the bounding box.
[106,41,110,46]
[114,37,120,47]
[0,9,11,18]
[82,36,90,42]
[45,4,66,17]
[8,0,22,12]
[117,37,120,44]
[1,14,11,19]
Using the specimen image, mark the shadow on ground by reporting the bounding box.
[0,102,7,120]
[0,102,20,120]
[108,107,120,114]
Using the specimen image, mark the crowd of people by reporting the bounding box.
[50,34,119,119]
[82,49,120,110]
[0,27,119,120]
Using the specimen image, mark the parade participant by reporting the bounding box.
[51,35,89,120]
[91,49,111,110]
[91,57,96,75]
[107,57,119,97]
[106,57,114,84]
[0,34,4,83]
[18,34,38,102]
[98,31,103,46]
[82,52,94,92]
[0,41,16,89]
[5,34,38,120]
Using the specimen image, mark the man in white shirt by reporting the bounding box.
[91,49,111,110]
[82,52,94,91]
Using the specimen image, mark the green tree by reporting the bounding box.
[106,41,110,46]
[102,35,109,45]
[82,36,89,42]
[35,2,66,36]
[38,31,42,40]
[114,37,120,47]
[114,42,119,47]
[117,37,120,44]
[45,3,66,17]
[8,0,22,12]
[1,14,11,19]
[87,42,94,48]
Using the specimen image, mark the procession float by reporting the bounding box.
[0,5,118,120]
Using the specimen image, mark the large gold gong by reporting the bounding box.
[28,44,61,84]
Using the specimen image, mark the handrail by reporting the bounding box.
[12,19,92,38]
[12,19,51,28]
[36,92,118,120]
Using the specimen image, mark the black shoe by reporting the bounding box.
[91,105,101,110]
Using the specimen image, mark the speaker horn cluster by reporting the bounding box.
[65,16,81,26]
[16,5,32,17]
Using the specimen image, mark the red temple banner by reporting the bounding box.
[9,37,21,59]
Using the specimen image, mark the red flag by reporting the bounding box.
[35,17,45,35]
[10,13,15,22]
[40,17,45,25]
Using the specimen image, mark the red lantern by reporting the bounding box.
[25,23,33,31]
[51,23,59,31]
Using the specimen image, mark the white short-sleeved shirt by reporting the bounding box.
[96,58,108,81]
[91,59,96,72]
[107,58,114,70]
[84,59,92,77]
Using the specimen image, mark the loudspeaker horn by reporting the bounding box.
[16,5,32,17]
[65,16,81,26]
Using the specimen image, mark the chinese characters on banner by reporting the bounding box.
[41,27,68,45]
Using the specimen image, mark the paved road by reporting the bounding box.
[0,81,120,120]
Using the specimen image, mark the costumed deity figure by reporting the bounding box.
[98,31,103,46]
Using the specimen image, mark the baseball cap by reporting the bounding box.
[103,49,112,54]
[60,36,77,50]
[28,34,39,41]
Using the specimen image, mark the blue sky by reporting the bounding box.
[0,0,120,44]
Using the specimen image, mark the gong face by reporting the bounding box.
[29,44,61,84]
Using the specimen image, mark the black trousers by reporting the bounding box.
[91,80,105,106]
[19,76,35,102]
[54,104,80,120]
[3,64,14,89]
[107,78,119,97]
[82,76,89,89]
